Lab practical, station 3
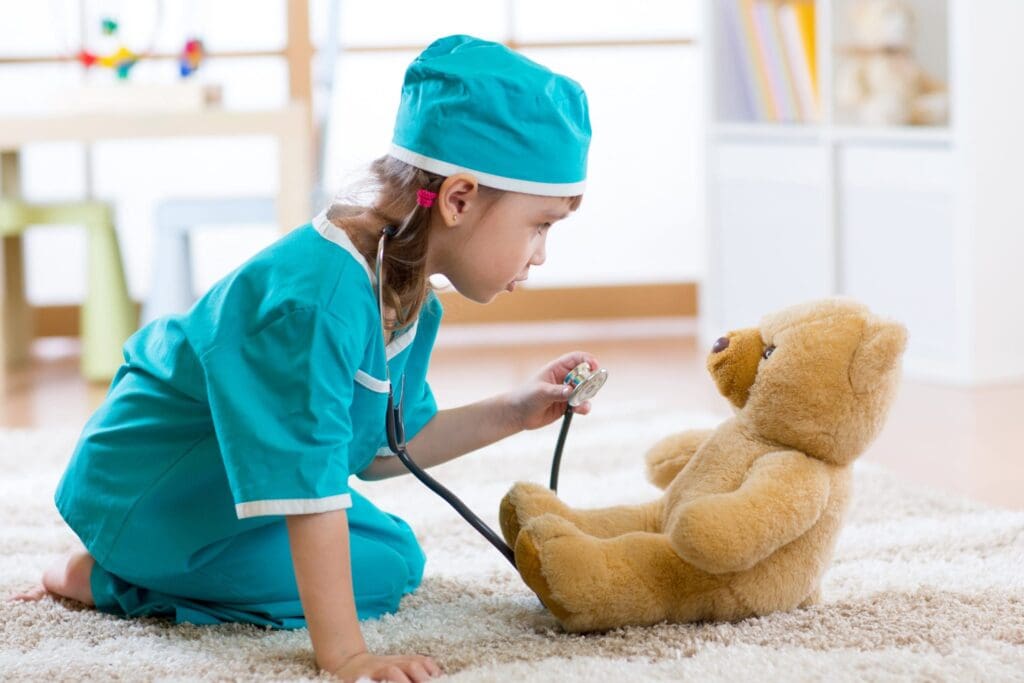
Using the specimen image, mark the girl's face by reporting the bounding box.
[437,190,574,304]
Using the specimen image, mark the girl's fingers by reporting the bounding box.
[552,351,593,372]
[383,666,412,683]
[565,351,598,371]
[549,383,572,400]
[420,656,442,677]
[405,661,432,683]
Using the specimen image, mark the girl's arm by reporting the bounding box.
[362,394,522,480]
[286,510,439,680]
[361,351,598,481]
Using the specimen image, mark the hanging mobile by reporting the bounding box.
[50,0,165,80]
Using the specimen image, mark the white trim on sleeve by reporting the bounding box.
[312,210,420,361]
[235,493,353,519]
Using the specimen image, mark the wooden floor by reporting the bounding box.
[4,322,1023,510]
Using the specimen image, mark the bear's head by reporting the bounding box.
[707,299,907,466]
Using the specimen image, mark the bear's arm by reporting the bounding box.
[644,429,716,489]
[667,451,831,574]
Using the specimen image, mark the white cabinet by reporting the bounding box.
[700,0,1024,385]
[712,141,832,331]
[838,145,958,368]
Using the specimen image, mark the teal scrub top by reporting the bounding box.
[56,212,441,568]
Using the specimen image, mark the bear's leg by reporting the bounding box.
[799,585,822,608]
[515,513,722,632]
[644,429,715,490]
[500,482,663,548]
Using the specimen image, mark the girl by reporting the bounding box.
[17,35,594,683]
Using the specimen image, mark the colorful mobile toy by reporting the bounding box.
[77,15,144,79]
[178,38,205,77]
[68,4,204,80]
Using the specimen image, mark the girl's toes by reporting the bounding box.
[7,585,49,602]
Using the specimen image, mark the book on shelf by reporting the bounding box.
[778,1,819,121]
[721,0,762,119]
[722,0,818,123]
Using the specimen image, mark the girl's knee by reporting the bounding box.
[351,535,424,618]
[354,550,410,618]
[403,543,425,594]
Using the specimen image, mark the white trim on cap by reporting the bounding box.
[388,144,586,197]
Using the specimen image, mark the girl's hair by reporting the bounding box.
[328,155,444,333]
[327,155,581,333]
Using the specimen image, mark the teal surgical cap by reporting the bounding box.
[391,35,591,197]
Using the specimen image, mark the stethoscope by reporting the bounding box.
[375,225,608,567]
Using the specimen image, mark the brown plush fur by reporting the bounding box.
[499,298,907,632]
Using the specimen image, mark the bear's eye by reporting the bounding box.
[762,345,776,360]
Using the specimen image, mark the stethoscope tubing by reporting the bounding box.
[393,445,518,566]
[387,387,574,568]
[548,407,573,492]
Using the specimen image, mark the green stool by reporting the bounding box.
[0,199,137,382]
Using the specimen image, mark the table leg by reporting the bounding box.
[1,150,33,386]
[276,105,314,232]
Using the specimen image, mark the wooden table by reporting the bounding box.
[0,105,313,387]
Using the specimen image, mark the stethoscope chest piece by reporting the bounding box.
[564,362,608,407]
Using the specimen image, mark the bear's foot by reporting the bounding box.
[514,514,700,632]
[499,482,572,548]
[514,514,585,627]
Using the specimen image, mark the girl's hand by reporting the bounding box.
[329,650,441,683]
[507,351,600,431]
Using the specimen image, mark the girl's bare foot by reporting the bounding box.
[8,550,95,605]
[8,584,48,602]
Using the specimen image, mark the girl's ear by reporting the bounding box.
[438,173,479,226]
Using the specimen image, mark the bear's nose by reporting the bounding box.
[712,336,730,353]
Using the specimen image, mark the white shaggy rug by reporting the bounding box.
[2,409,1023,682]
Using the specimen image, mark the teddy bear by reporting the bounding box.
[834,0,948,126]
[499,298,907,632]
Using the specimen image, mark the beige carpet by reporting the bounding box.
[2,410,1023,681]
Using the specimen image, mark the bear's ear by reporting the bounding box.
[849,320,908,393]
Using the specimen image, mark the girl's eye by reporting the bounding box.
[763,345,776,360]
[537,223,551,234]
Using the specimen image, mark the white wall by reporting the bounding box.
[958,1,1024,382]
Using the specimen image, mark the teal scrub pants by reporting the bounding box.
[89,488,425,628]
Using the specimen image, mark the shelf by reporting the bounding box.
[830,125,953,146]
[713,122,823,142]
[704,0,1024,384]
[712,122,952,146]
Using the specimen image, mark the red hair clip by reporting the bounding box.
[416,189,438,208]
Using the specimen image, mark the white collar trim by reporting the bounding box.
[311,210,419,360]
[313,210,375,284]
